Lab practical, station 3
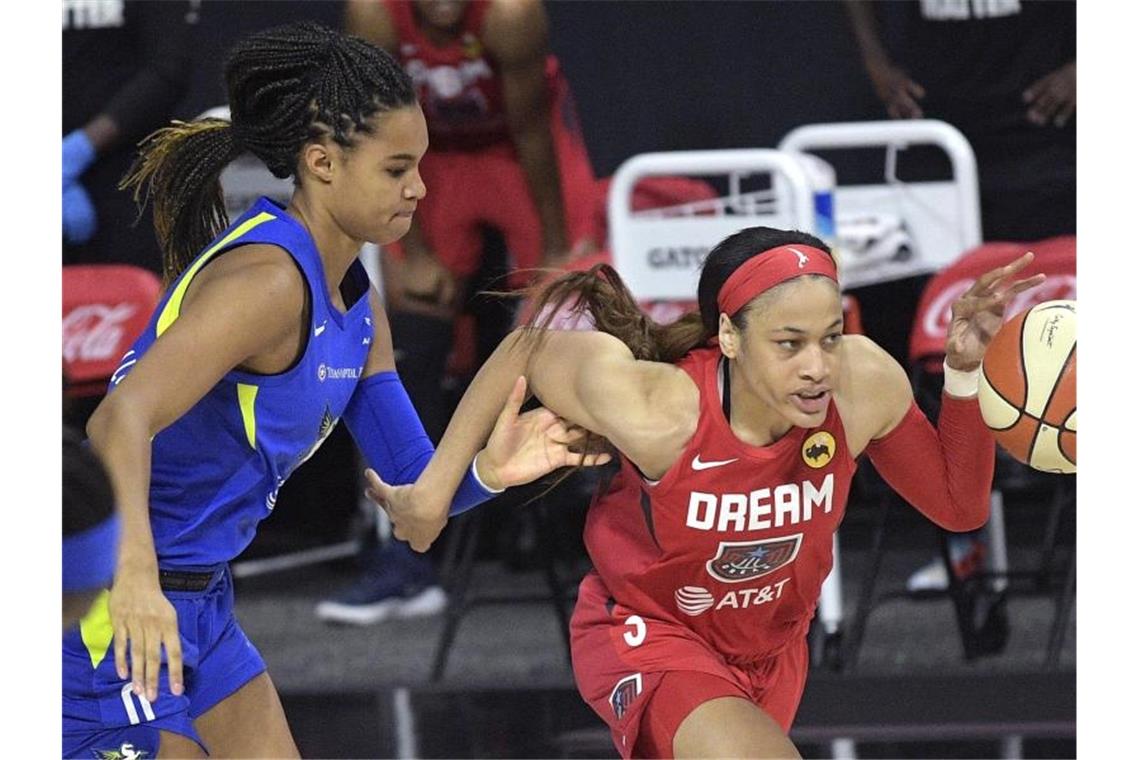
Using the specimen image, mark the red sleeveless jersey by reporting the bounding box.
[583,346,857,662]
[384,0,509,149]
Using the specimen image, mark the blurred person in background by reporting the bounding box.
[64,426,120,631]
[317,0,599,626]
[845,0,1075,595]
[63,0,198,270]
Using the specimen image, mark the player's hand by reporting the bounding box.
[946,252,1046,372]
[108,569,184,702]
[476,376,611,491]
[868,61,925,119]
[365,473,445,553]
[63,129,96,187]
[63,181,98,244]
[401,251,457,307]
[381,249,458,320]
[1024,62,1075,128]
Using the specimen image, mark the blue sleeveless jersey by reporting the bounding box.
[109,197,374,566]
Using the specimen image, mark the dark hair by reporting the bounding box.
[63,426,115,537]
[523,226,834,362]
[120,21,417,284]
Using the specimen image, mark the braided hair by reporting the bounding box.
[120,21,417,284]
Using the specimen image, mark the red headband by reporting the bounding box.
[717,244,838,316]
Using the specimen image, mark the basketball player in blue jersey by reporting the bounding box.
[63,21,608,759]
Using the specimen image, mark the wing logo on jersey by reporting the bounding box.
[609,673,643,720]
[802,431,836,469]
[96,743,148,760]
[707,534,803,583]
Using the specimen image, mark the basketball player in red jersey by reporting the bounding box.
[320,0,600,625]
[346,0,597,309]
[369,226,1044,757]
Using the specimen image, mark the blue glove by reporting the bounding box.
[63,129,96,188]
[63,182,97,244]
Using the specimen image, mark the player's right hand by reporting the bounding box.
[108,570,184,703]
[403,253,456,302]
[381,249,458,320]
[365,472,445,553]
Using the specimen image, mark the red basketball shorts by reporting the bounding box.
[569,572,809,759]
[390,64,597,286]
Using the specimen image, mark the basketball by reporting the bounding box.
[977,300,1076,474]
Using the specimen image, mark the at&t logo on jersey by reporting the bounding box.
[706,535,802,583]
[675,578,792,615]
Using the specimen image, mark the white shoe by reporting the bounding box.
[906,558,949,594]
[315,585,448,626]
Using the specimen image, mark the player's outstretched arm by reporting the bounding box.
[343,288,611,549]
[858,253,1045,530]
[370,328,697,551]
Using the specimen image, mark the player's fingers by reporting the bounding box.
[1005,273,1048,296]
[496,376,528,428]
[519,406,560,432]
[906,79,926,99]
[363,468,391,503]
[165,631,184,697]
[1055,101,1075,127]
[130,627,146,696]
[574,451,612,467]
[973,252,1035,294]
[114,623,130,680]
[145,625,163,702]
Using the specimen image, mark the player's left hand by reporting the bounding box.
[1024,62,1075,128]
[946,251,1046,372]
[476,375,611,491]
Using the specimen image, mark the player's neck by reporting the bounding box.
[724,359,794,447]
[419,24,463,47]
[285,194,361,302]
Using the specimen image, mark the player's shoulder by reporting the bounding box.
[183,243,307,323]
[839,334,906,387]
[835,334,912,437]
[482,0,547,58]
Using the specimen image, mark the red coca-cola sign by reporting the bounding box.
[63,265,162,386]
[910,238,1076,362]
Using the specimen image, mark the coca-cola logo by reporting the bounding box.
[63,303,138,363]
[921,274,1076,340]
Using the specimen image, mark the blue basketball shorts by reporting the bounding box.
[62,565,266,759]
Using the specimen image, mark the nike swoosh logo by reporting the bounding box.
[691,455,739,471]
[314,322,327,336]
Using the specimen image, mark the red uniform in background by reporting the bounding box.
[382,0,596,281]
[571,345,857,757]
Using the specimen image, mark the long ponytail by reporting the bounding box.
[522,263,711,362]
[119,119,243,285]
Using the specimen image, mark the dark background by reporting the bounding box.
[178,1,886,176]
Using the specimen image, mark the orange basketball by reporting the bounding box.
[977,300,1076,474]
